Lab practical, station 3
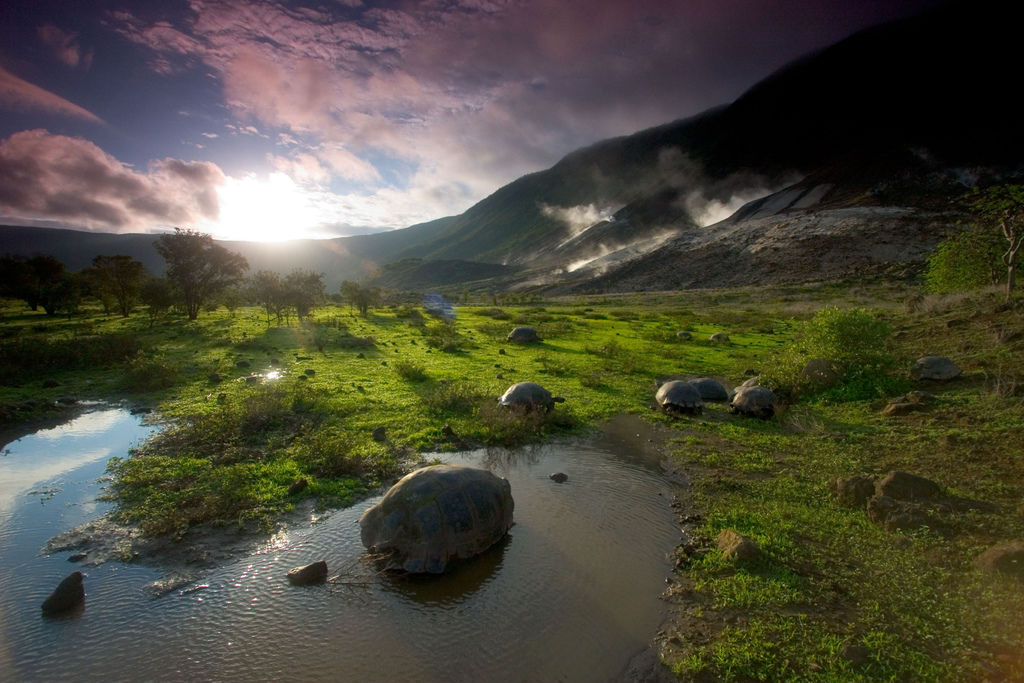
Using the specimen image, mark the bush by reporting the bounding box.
[760,307,901,400]
[422,380,488,415]
[122,351,180,392]
[393,360,428,382]
[924,228,1003,293]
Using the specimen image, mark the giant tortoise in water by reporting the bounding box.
[655,380,703,416]
[499,381,565,412]
[359,465,514,573]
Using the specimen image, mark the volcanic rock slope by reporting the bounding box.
[359,0,1023,292]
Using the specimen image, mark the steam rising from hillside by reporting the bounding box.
[540,203,619,242]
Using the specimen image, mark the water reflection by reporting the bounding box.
[1,420,680,682]
[380,534,512,606]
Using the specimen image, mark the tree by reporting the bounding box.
[0,254,67,311]
[139,277,175,326]
[924,228,1004,294]
[284,269,325,320]
[339,280,360,312]
[154,228,248,320]
[249,270,287,325]
[970,185,1024,302]
[83,255,146,317]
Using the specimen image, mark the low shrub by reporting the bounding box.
[393,360,428,382]
[122,351,180,392]
[759,306,901,401]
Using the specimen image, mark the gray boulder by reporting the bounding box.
[709,332,731,344]
[911,356,961,381]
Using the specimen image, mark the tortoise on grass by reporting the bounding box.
[730,385,777,419]
[655,380,703,416]
[499,382,565,412]
[359,465,514,574]
[507,326,541,344]
[690,377,729,401]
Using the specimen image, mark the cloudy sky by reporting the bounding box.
[0,0,942,241]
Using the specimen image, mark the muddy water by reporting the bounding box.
[0,411,680,682]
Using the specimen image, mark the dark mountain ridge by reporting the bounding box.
[2,0,1020,293]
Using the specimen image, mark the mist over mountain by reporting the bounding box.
[2,0,1021,294]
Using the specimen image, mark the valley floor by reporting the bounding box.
[1,279,1022,681]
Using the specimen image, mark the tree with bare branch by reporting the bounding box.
[971,185,1024,302]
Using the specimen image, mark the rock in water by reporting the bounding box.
[359,465,514,574]
[549,472,568,483]
[287,561,328,585]
[41,571,85,615]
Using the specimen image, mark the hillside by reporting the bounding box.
[2,0,1021,293]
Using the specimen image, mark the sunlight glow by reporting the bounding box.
[203,173,332,242]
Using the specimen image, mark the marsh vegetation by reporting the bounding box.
[2,278,1023,680]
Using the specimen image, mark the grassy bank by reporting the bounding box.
[1,279,1022,679]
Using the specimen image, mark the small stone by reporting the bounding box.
[866,495,934,532]
[129,405,152,415]
[716,529,760,562]
[676,331,692,340]
[974,540,1024,578]
[41,571,85,615]
[829,475,876,508]
[67,553,87,563]
[305,369,316,376]
[287,478,309,495]
[235,360,250,369]
[550,472,568,483]
[245,375,259,384]
[208,373,222,384]
[287,560,328,586]
[842,643,872,667]
[270,357,280,366]
[372,426,387,442]
[882,402,921,417]
[709,332,730,344]
[875,471,944,502]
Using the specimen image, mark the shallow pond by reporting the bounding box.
[0,409,680,682]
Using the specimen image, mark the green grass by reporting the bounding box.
[2,280,1023,680]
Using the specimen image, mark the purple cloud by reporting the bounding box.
[0,130,225,231]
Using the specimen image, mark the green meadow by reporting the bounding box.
[2,279,1022,681]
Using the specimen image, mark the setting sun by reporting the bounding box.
[203,172,327,242]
